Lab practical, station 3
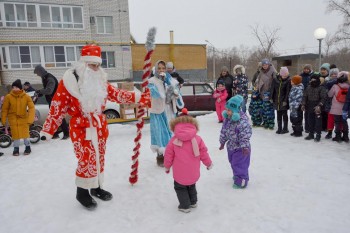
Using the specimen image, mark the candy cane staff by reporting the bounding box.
[129,27,156,185]
[40,44,149,210]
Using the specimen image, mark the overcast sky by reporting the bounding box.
[128,0,343,55]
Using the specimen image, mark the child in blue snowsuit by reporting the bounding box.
[248,90,263,126]
[219,95,252,189]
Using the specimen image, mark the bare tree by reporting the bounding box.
[250,24,281,59]
[327,0,350,41]
[324,33,337,56]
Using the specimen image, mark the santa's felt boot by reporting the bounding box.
[90,187,113,201]
[76,187,97,210]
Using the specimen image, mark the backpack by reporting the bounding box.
[336,85,348,103]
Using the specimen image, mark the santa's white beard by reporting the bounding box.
[79,66,107,116]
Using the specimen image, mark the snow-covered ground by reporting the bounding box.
[0,112,349,233]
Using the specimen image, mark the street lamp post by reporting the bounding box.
[205,40,216,81]
[314,28,327,69]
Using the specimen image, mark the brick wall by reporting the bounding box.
[0,0,132,85]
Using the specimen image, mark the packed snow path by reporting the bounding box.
[0,112,349,233]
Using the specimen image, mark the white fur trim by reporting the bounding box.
[80,56,102,64]
[233,65,246,75]
[40,131,53,140]
[76,172,104,189]
[150,145,165,155]
[62,68,83,100]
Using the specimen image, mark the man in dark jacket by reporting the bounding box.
[300,64,314,133]
[23,82,36,93]
[34,65,69,140]
[166,62,184,86]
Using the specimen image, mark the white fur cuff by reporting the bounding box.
[40,131,53,141]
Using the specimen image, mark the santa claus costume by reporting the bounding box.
[41,44,144,209]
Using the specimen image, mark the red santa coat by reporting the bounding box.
[42,68,136,189]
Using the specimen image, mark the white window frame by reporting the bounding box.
[0,45,41,69]
[101,51,115,69]
[0,45,114,71]
[0,2,83,29]
[96,16,113,34]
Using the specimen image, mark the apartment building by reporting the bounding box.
[0,0,132,87]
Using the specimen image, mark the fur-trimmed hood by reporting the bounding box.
[170,115,198,134]
[233,65,246,75]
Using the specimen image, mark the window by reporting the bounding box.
[96,16,113,34]
[44,46,69,67]
[26,5,37,27]
[180,86,193,96]
[0,45,116,70]
[7,46,40,69]
[44,45,80,67]
[101,52,115,68]
[1,3,83,29]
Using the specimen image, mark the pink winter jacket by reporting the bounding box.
[164,123,212,186]
[328,83,350,115]
[213,88,228,104]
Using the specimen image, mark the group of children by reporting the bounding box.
[164,94,252,213]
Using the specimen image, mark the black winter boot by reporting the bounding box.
[24,146,31,155]
[304,133,314,140]
[76,187,97,210]
[314,134,321,142]
[281,128,289,134]
[342,132,349,143]
[332,132,342,143]
[325,130,332,139]
[13,147,19,156]
[156,153,164,167]
[90,187,113,201]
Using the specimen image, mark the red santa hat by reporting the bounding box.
[80,44,102,64]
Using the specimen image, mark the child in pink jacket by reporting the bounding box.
[164,108,213,213]
[213,80,228,123]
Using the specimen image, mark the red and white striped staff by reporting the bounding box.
[129,27,157,185]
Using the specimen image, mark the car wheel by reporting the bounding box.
[104,110,120,119]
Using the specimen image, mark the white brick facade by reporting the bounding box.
[0,0,132,85]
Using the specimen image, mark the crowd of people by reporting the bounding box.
[214,59,350,143]
[3,47,349,214]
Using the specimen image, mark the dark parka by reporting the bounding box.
[1,90,35,139]
[302,81,328,111]
[270,75,291,111]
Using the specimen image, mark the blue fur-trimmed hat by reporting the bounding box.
[223,95,243,121]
